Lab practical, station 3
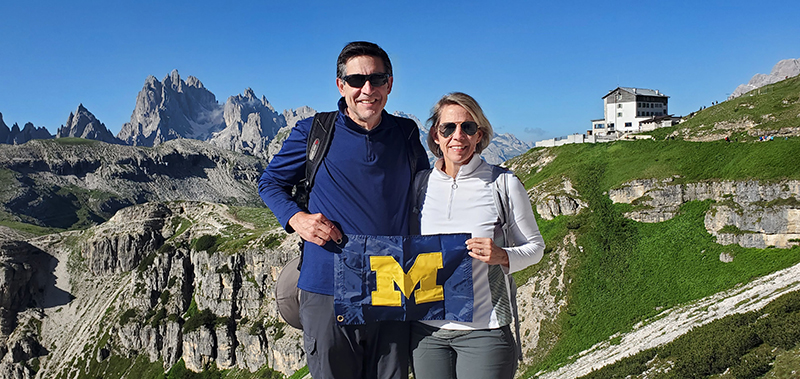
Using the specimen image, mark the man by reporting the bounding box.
[259,41,429,379]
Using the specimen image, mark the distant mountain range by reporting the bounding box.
[730,58,800,99]
[1,70,531,164]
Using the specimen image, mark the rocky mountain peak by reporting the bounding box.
[208,88,287,159]
[117,70,225,146]
[56,104,123,144]
[0,118,53,145]
[185,75,204,89]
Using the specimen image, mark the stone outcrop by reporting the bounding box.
[56,104,123,145]
[528,177,587,220]
[516,233,573,363]
[610,178,800,248]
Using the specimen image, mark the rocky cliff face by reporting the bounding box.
[0,201,304,378]
[610,178,800,248]
[730,58,800,99]
[207,88,286,159]
[117,70,225,146]
[0,138,264,229]
[56,104,123,145]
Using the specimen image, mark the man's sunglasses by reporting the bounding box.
[341,73,391,88]
[438,121,479,137]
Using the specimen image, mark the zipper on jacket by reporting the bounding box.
[447,178,457,220]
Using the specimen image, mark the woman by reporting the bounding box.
[410,92,545,379]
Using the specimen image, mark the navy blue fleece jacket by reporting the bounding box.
[258,98,430,295]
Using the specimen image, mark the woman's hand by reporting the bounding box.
[466,238,509,267]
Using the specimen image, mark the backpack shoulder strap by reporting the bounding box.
[491,165,512,243]
[305,111,337,188]
[410,169,433,235]
[394,115,427,174]
[491,164,524,362]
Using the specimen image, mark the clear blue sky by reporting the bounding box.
[1,0,798,143]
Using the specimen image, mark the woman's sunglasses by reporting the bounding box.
[341,73,390,88]
[438,121,479,137]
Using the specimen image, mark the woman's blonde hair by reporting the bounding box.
[426,92,494,158]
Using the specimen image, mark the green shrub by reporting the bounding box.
[119,309,137,325]
[137,252,157,272]
[729,343,776,379]
[182,309,216,333]
[192,235,219,253]
[160,290,171,304]
[150,308,167,327]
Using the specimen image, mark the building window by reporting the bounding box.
[618,112,622,117]
[625,122,632,127]
[618,104,623,108]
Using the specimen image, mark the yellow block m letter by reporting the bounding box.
[370,252,444,307]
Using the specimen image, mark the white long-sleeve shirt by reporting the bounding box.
[415,154,545,330]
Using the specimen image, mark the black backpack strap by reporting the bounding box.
[305,111,338,188]
[409,169,432,235]
[294,111,337,270]
[394,116,428,174]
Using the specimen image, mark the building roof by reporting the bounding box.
[602,87,669,99]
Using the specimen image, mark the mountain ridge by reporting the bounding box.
[1,70,531,164]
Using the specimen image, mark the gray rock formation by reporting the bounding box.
[282,106,317,130]
[117,70,225,146]
[730,58,800,99]
[610,178,800,248]
[266,107,319,161]
[207,88,286,159]
[529,177,587,220]
[2,201,305,378]
[56,104,123,144]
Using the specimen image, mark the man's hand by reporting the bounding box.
[466,238,509,267]
[288,212,343,247]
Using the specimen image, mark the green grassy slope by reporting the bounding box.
[508,138,800,376]
[649,75,800,141]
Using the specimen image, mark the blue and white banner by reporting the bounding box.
[333,234,474,325]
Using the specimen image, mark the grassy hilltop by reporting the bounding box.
[510,75,800,378]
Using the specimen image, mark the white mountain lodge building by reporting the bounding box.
[590,87,678,135]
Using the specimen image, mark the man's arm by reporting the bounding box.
[258,119,309,231]
[258,117,342,246]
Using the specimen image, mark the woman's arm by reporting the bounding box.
[502,174,546,274]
